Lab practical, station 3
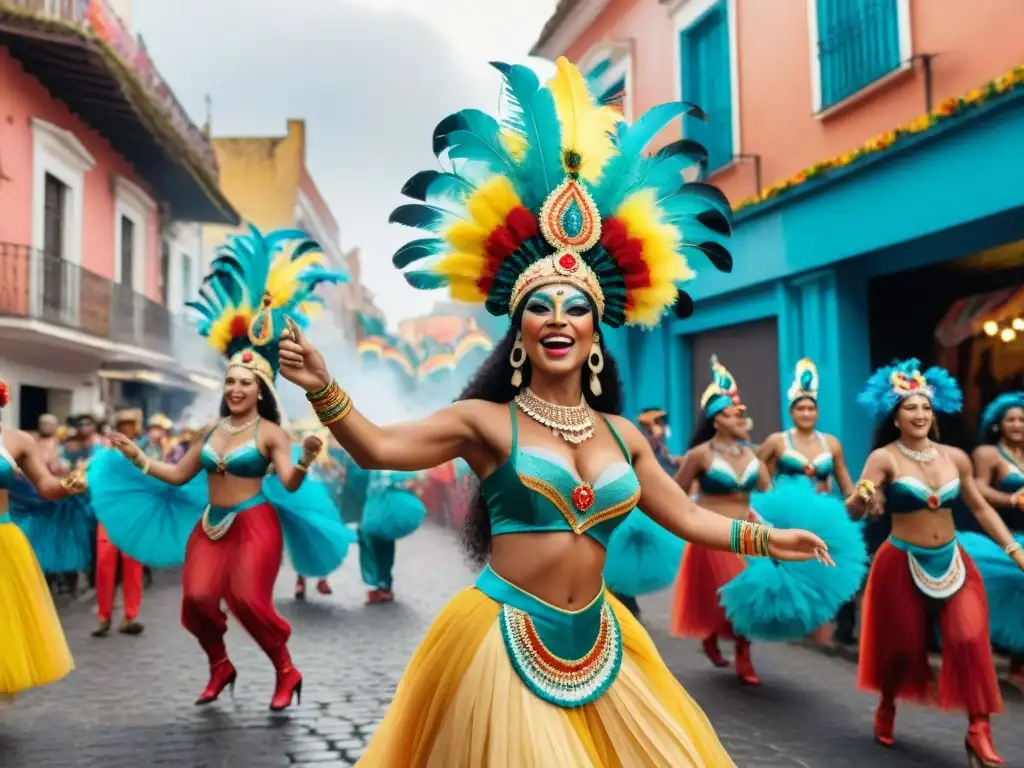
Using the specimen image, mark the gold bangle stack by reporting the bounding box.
[856,479,876,502]
[59,467,87,496]
[306,379,352,425]
[1005,541,1023,558]
[730,519,772,557]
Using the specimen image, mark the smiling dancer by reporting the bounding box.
[276,57,831,766]
[847,360,1022,766]
[88,227,351,711]
[0,378,85,698]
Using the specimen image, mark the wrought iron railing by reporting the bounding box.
[0,243,174,355]
[0,0,218,173]
[817,0,901,109]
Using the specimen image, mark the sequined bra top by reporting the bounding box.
[776,430,833,482]
[200,419,271,478]
[699,454,759,495]
[480,403,641,549]
[997,446,1024,494]
[887,475,961,514]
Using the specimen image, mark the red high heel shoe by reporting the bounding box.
[268,646,303,712]
[294,576,306,601]
[195,659,237,706]
[702,634,729,668]
[965,716,1003,767]
[873,701,895,747]
[316,579,332,595]
[734,638,760,685]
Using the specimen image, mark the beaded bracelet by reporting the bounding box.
[729,519,772,557]
[306,379,352,426]
[1005,541,1023,558]
[855,479,876,502]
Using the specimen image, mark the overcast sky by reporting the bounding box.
[132,0,558,327]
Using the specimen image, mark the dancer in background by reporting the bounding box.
[671,356,769,684]
[965,392,1024,691]
[277,58,830,765]
[360,469,428,604]
[848,360,1021,765]
[0,377,85,698]
[293,419,339,600]
[89,227,351,711]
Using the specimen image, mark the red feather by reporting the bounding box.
[228,315,249,339]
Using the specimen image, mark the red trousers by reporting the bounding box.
[96,524,143,621]
[858,540,1003,715]
[180,501,291,662]
[670,543,746,639]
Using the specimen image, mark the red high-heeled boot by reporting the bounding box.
[734,638,760,685]
[702,634,729,668]
[294,576,306,601]
[195,658,237,706]
[874,700,895,747]
[316,579,332,595]
[965,715,1003,767]
[268,645,302,712]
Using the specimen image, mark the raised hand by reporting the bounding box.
[278,318,331,393]
[108,432,139,459]
[301,434,323,462]
[767,528,835,566]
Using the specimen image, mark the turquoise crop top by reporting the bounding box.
[0,445,16,490]
[480,403,640,549]
[887,475,961,514]
[200,419,271,478]
[776,430,833,482]
[997,446,1024,494]
[699,455,759,495]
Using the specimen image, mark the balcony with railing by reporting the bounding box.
[0,0,238,224]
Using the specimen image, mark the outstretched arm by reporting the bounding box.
[971,446,1019,509]
[267,427,319,492]
[756,434,781,477]
[109,432,204,487]
[953,449,1024,570]
[614,419,831,563]
[845,448,891,519]
[11,430,82,500]
[828,435,856,498]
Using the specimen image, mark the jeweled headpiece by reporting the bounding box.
[390,57,733,328]
[700,355,743,418]
[188,225,348,406]
[857,358,962,422]
[787,358,819,406]
[979,392,1024,439]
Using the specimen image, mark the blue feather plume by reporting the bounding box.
[858,358,963,422]
[979,392,1024,440]
[959,531,1024,651]
[603,509,685,596]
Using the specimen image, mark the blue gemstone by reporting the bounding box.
[560,198,584,238]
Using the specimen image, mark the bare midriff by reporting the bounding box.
[206,473,266,509]
[489,531,608,610]
[890,507,957,548]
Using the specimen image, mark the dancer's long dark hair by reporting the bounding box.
[219,378,281,424]
[688,414,717,449]
[456,324,624,565]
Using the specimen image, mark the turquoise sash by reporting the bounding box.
[889,535,965,599]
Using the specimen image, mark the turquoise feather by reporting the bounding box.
[392,238,446,269]
[405,271,449,290]
[659,183,734,220]
[389,203,464,234]
[401,170,476,206]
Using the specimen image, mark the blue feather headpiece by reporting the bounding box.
[857,358,963,422]
[701,355,743,419]
[389,57,733,329]
[980,392,1024,439]
[187,225,348,385]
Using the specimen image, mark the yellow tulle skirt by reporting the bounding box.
[357,587,734,767]
[0,519,74,697]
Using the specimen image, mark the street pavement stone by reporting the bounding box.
[0,521,1022,767]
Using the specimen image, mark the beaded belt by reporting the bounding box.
[476,565,622,708]
[201,493,266,541]
[890,536,965,600]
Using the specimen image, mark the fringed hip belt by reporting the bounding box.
[889,536,966,600]
[201,492,267,541]
[475,565,622,709]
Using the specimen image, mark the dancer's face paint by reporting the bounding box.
[224,366,260,417]
[520,284,596,383]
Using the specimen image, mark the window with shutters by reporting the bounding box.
[679,2,733,174]
[812,0,911,111]
[119,216,135,288]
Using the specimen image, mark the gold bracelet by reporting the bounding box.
[307,379,353,425]
[59,468,86,496]
[296,462,309,474]
[1005,541,1023,557]
[856,479,875,502]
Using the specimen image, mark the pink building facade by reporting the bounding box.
[533,0,1024,469]
[0,0,237,428]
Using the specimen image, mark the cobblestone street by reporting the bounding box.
[2,523,1023,767]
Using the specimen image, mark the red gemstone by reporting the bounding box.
[927,494,940,510]
[242,351,253,363]
[804,465,815,478]
[558,253,578,271]
[572,483,595,513]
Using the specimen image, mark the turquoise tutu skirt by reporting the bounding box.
[88,446,356,574]
[361,489,427,541]
[719,477,868,641]
[9,475,95,573]
[958,530,1024,652]
[603,509,685,596]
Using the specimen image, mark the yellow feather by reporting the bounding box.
[436,252,487,281]
[445,221,489,255]
[443,176,523,255]
[500,129,527,162]
[266,251,326,306]
[207,303,253,353]
[449,278,487,303]
[547,57,621,182]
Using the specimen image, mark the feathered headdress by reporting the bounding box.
[857,358,962,422]
[787,358,819,406]
[390,57,733,328]
[0,377,9,409]
[980,392,1024,439]
[700,355,743,418]
[187,225,348,399]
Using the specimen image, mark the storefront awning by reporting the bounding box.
[99,362,220,392]
[935,284,1024,348]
